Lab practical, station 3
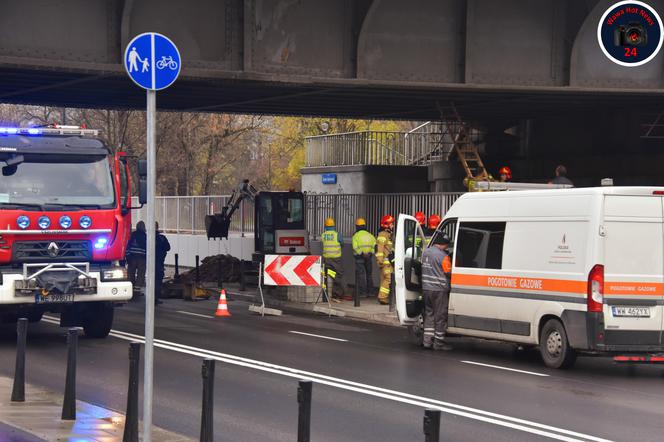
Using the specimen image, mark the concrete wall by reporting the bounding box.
[301,165,428,194]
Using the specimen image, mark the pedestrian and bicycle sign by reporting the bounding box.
[264,255,322,287]
[123,31,181,441]
[124,32,181,90]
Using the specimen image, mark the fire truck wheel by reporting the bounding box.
[26,311,43,323]
[83,303,114,339]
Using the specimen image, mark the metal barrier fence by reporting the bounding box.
[306,193,463,240]
[132,196,254,235]
[134,192,463,240]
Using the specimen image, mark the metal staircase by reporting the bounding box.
[405,112,489,181]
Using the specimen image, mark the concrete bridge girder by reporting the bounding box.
[0,0,663,117]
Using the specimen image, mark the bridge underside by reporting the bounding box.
[2,66,663,120]
[2,0,664,120]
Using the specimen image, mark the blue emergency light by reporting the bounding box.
[94,237,108,250]
[0,126,99,136]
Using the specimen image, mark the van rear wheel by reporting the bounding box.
[539,319,576,369]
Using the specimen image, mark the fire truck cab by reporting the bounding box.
[0,126,133,338]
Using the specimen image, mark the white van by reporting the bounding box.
[395,187,664,368]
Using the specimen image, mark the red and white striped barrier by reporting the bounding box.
[263,255,322,287]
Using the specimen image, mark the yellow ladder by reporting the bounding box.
[454,134,489,180]
[448,105,489,181]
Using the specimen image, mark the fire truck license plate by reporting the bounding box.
[36,294,74,303]
[611,306,651,318]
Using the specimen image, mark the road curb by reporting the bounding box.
[225,289,401,327]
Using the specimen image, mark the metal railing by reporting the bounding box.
[304,122,484,168]
[133,192,463,239]
[304,130,437,167]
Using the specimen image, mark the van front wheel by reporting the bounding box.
[539,319,576,369]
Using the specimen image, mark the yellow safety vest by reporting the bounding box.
[322,230,342,258]
[352,230,376,255]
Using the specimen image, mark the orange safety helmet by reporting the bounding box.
[380,214,395,229]
[414,211,426,226]
[499,166,512,180]
[428,214,441,230]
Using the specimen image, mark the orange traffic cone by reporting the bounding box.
[215,289,231,317]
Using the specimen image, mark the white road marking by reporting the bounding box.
[288,331,348,342]
[176,310,214,319]
[461,360,549,377]
[40,316,610,442]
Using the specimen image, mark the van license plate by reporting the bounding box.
[36,294,74,304]
[612,306,651,318]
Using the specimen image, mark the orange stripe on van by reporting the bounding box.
[451,274,586,294]
[605,282,664,296]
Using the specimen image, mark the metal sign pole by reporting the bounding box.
[143,89,157,442]
[124,32,180,442]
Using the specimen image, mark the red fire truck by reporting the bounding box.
[0,126,140,338]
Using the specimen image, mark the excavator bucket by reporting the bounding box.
[205,214,231,239]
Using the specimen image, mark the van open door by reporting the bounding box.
[394,214,426,326]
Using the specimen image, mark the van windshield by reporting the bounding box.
[0,154,115,209]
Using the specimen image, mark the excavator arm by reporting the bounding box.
[205,179,257,239]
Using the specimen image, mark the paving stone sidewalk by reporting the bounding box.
[0,376,192,442]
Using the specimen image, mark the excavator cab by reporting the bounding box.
[254,191,308,258]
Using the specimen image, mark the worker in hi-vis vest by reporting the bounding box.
[352,218,376,298]
[322,218,348,301]
[375,215,395,305]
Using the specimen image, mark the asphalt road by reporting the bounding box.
[1,297,663,442]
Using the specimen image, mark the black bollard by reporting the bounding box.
[123,342,141,442]
[11,318,28,402]
[239,260,246,292]
[297,380,312,442]
[200,359,215,442]
[61,328,78,420]
[354,259,360,308]
[217,256,223,289]
[389,272,395,312]
[195,255,200,283]
[423,409,441,442]
[174,253,180,280]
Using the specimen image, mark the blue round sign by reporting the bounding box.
[597,1,664,67]
[124,32,181,90]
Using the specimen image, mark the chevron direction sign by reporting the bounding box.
[263,255,322,286]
